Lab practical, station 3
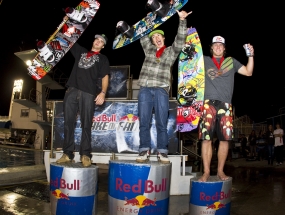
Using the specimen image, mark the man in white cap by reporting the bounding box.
[136,8,192,164]
[198,36,254,181]
[56,34,110,167]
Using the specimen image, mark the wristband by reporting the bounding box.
[101,91,106,94]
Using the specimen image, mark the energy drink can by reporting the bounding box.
[243,44,252,57]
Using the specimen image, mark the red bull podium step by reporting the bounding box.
[189,176,232,215]
[108,160,171,215]
[50,162,99,215]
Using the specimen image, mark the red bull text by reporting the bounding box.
[91,113,139,132]
[108,160,171,215]
[50,163,98,215]
[189,176,232,215]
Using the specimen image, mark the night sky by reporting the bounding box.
[0,0,282,123]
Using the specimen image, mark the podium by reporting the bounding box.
[108,160,171,215]
[50,162,98,215]
[189,176,232,215]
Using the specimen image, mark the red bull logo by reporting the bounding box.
[50,177,80,190]
[120,114,139,123]
[51,189,70,200]
[198,191,230,213]
[90,113,139,131]
[117,114,139,132]
[93,114,116,122]
[116,178,167,193]
[125,195,156,208]
[206,202,226,211]
[200,190,231,201]
[117,195,164,214]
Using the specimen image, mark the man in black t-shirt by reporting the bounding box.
[56,34,110,167]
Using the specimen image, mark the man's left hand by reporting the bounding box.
[95,92,105,105]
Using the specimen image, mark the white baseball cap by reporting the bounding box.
[212,36,225,44]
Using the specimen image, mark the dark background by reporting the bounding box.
[0,0,283,123]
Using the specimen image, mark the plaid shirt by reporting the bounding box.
[138,19,187,90]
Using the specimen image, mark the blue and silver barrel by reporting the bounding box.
[50,162,98,215]
[189,176,232,215]
[108,160,171,215]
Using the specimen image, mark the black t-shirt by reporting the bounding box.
[248,134,257,145]
[266,130,275,145]
[66,43,110,96]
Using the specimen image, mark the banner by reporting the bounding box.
[97,65,130,99]
[53,101,178,153]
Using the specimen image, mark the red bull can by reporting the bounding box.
[50,162,98,215]
[189,176,232,215]
[243,44,252,57]
[108,160,171,215]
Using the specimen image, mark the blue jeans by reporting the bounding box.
[138,87,169,154]
[63,87,95,159]
[267,144,274,161]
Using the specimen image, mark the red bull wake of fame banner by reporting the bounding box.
[53,101,178,153]
[108,160,171,215]
[189,176,232,215]
[50,163,98,215]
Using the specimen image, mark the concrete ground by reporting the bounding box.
[0,144,285,215]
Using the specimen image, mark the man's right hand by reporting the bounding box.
[176,10,192,20]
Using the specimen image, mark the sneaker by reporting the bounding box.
[56,154,73,164]
[157,153,170,164]
[276,163,280,166]
[81,155,92,167]
[280,162,283,165]
[136,150,150,163]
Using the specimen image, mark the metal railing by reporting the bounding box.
[0,116,9,121]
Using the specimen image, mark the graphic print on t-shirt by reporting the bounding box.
[207,57,233,80]
[78,53,99,69]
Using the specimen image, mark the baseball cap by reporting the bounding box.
[149,29,164,38]
[212,36,225,44]
[95,34,108,44]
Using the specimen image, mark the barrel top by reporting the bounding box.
[191,176,232,182]
[109,159,171,166]
[50,162,98,169]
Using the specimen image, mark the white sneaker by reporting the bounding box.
[136,150,150,163]
[157,153,170,164]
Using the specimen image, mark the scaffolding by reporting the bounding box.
[233,115,267,138]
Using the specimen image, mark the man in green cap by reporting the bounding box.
[136,8,192,164]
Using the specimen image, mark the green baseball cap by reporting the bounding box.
[149,29,164,38]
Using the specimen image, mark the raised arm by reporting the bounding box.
[238,44,254,76]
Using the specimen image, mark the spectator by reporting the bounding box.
[241,134,248,158]
[265,124,275,165]
[257,130,266,161]
[248,130,257,158]
[274,123,284,165]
